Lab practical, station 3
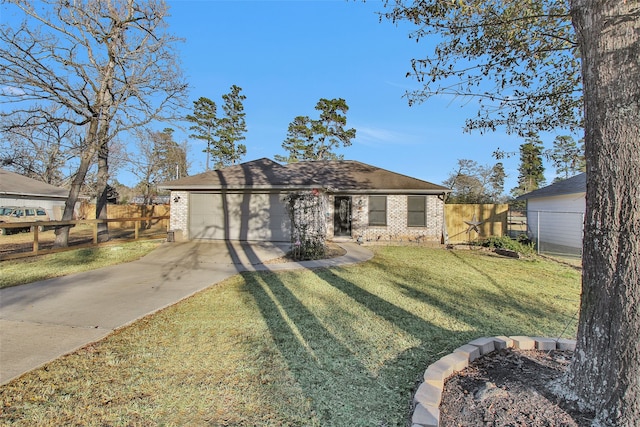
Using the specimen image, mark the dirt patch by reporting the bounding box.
[439,348,595,426]
[264,242,347,264]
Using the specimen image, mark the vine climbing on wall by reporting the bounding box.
[283,189,327,260]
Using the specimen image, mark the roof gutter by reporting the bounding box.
[0,191,68,199]
[159,185,451,195]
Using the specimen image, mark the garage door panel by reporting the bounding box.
[189,192,290,241]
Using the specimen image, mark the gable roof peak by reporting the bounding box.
[517,172,586,200]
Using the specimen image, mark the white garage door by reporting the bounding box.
[189,192,290,241]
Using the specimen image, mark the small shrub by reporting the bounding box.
[479,235,536,256]
[290,239,326,261]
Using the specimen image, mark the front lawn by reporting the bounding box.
[0,239,162,289]
[0,246,581,426]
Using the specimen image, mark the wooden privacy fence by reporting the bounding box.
[445,204,508,244]
[79,203,170,221]
[0,207,169,260]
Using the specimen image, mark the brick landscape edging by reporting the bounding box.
[411,336,577,427]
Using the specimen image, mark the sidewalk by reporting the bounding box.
[0,241,372,385]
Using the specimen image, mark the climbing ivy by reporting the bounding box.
[283,190,327,260]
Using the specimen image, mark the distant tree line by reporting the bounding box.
[445,133,585,204]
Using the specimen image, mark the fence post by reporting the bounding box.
[33,226,39,255]
[537,211,541,254]
[93,222,98,244]
[135,220,139,240]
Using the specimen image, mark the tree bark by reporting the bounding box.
[53,121,98,248]
[564,0,640,425]
[95,138,110,243]
[53,152,92,248]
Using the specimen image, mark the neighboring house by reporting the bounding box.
[159,158,451,243]
[0,169,71,220]
[130,195,171,205]
[517,173,586,256]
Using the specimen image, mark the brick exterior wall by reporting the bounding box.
[170,191,445,243]
[169,191,189,239]
[327,194,445,243]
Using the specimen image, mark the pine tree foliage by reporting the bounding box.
[215,85,247,168]
[276,98,356,162]
[186,86,247,170]
[186,97,217,171]
[276,116,316,163]
[546,135,585,181]
[511,135,546,196]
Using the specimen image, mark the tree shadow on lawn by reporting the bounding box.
[361,250,579,339]
[244,250,580,425]
[245,269,456,426]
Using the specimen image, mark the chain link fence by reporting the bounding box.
[524,210,584,259]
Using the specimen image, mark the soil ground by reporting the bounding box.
[439,348,595,426]
[264,242,347,264]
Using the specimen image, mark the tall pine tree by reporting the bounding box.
[547,135,585,181]
[186,97,217,171]
[275,98,356,162]
[215,85,247,168]
[511,135,545,196]
[186,86,247,170]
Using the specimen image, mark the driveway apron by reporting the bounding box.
[0,241,372,385]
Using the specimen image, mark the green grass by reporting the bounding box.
[0,240,163,288]
[0,246,582,426]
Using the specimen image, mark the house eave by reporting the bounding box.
[328,189,451,195]
[160,185,451,195]
[0,191,68,200]
[158,185,315,191]
[517,190,586,201]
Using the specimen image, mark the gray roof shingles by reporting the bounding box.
[517,173,586,200]
[0,169,69,199]
[160,158,450,194]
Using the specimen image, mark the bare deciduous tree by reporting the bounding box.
[0,105,82,186]
[129,127,188,205]
[0,0,188,245]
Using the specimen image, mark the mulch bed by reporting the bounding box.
[263,242,347,264]
[439,348,595,426]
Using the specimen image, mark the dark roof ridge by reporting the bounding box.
[517,172,586,200]
[160,158,450,192]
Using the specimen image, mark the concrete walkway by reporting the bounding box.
[0,241,373,385]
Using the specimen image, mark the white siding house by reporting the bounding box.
[0,169,70,220]
[518,173,586,256]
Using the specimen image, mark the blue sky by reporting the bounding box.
[162,0,537,193]
[1,0,570,193]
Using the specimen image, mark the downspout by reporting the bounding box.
[439,192,449,244]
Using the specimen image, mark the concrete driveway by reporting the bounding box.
[0,240,372,385]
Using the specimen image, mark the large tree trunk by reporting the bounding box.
[95,138,110,243]
[54,121,99,248]
[564,0,640,425]
[54,151,93,248]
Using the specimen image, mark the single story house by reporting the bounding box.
[159,158,451,243]
[517,173,586,256]
[0,169,71,220]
